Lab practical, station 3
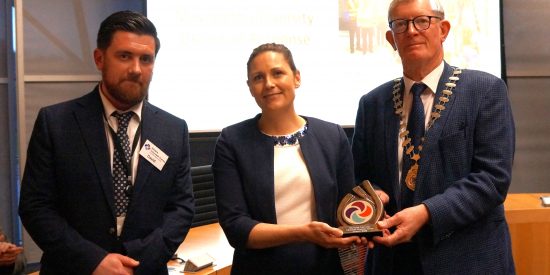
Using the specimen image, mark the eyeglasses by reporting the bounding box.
[389,15,442,34]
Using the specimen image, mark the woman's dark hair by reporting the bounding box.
[96,10,161,55]
[246,43,297,75]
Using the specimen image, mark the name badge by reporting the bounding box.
[139,139,169,171]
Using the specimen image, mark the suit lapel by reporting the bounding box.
[415,63,459,197]
[73,88,116,219]
[132,101,156,196]
[385,80,402,205]
[246,117,277,223]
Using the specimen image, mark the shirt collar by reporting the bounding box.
[403,61,445,95]
[98,84,143,121]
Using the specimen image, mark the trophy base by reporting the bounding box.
[341,225,383,237]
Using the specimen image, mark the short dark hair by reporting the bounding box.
[246,43,298,76]
[96,10,161,55]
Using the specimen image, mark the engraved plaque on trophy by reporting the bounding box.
[337,180,384,237]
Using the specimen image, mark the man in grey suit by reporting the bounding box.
[19,10,194,275]
[352,0,515,274]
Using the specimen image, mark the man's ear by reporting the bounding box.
[93,48,104,70]
[440,20,451,43]
[386,30,397,51]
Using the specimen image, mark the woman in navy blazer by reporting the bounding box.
[213,43,361,274]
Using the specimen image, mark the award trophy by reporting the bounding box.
[337,180,384,237]
[337,180,384,275]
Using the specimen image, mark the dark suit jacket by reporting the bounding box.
[19,88,194,275]
[352,63,515,274]
[213,115,355,275]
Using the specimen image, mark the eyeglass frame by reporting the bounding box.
[388,15,442,34]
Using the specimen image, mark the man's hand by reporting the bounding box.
[374,189,390,205]
[373,204,430,247]
[92,253,139,275]
[0,242,23,266]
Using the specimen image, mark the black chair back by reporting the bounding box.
[190,165,218,227]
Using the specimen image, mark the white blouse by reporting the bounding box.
[273,143,317,225]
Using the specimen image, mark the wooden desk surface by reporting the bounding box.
[169,223,233,275]
[504,193,550,223]
[504,193,550,275]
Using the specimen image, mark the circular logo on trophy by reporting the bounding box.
[343,200,374,225]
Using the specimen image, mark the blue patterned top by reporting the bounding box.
[270,122,309,146]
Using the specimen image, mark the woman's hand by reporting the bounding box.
[299,221,361,249]
[247,221,362,249]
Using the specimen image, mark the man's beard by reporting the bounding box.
[104,78,148,108]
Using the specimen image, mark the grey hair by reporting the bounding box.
[388,0,445,21]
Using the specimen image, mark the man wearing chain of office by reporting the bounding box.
[351,0,516,274]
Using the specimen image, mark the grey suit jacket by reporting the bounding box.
[19,88,194,275]
[352,63,515,274]
[213,115,355,275]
